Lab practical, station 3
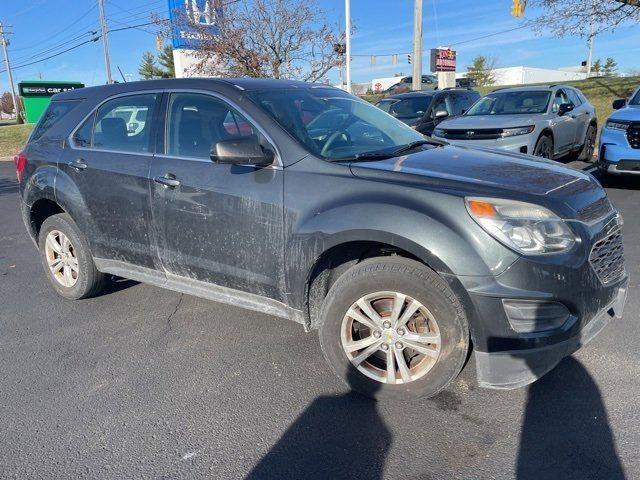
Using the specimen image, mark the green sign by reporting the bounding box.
[18,80,84,124]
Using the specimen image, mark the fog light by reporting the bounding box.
[502,299,570,333]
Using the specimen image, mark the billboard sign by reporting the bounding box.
[18,82,84,97]
[168,0,221,50]
[430,48,457,72]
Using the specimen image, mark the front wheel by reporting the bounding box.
[533,135,554,159]
[318,257,469,400]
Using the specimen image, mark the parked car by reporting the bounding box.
[432,85,598,160]
[597,87,640,176]
[384,75,437,94]
[17,78,626,400]
[375,88,481,136]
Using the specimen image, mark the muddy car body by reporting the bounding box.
[17,78,627,399]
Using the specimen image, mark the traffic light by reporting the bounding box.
[511,0,525,17]
[407,54,412,64]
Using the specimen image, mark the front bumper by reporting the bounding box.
[598,127,640,175]
[432,134,536,155]
[474,280,627,389]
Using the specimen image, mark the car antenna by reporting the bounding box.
[117,66,127,83]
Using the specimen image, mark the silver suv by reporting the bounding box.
[432,85,597,160]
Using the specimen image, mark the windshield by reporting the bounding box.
[630,89,640,105]
[248,88,425,160]
[466,91,551,116]
[379,96,433,119]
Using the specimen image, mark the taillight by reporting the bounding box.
[14,151,27,182]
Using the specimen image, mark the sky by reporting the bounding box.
[0,0,639,93]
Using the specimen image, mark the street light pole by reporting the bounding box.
[586,0,596,77]
[412,0,423,91]
[345,0,351,93]
[0,23,19,120]
[97,0,113,84]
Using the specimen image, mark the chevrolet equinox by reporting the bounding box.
[17,79,627,400]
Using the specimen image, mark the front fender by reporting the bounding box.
[285,201,516,311]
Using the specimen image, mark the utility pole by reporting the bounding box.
[345,0,351,93]
[0,23,19,120]
[97,0,113,84]
[586,0,596,77]
[412,0,423,91]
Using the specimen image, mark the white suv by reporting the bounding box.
[432,85,597,161]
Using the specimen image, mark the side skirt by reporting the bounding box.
[94,258,306,327]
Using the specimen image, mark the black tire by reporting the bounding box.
[38,213,107,300]
[318,256,469,401]
[578,124,597,162]
[533,134,554,159]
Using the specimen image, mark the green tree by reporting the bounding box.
[139,51,158,80]
[156,45,175,78]
[604,57,618,76]
[591,58,602,75]
[465,55,497,87]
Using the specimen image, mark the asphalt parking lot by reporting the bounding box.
[1,159,639,479]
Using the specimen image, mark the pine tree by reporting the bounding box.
[465,56,496,87]
[603,57,618,76]
[156,45,175,78]
[139,51,158,80]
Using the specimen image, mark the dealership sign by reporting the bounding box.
[430,48,457,72]
[19,83,84,97]
[168,0,221,50]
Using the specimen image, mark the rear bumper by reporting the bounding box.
[474,281,627,389]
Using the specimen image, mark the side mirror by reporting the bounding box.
[557,103,574,116]
[434,109,449,119]
[211,136,274,167]
[612,98,627,110]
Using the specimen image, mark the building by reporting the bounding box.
[456,66,588,86]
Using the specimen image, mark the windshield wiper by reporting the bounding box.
[331,151,397,163]
[391,139,444,156]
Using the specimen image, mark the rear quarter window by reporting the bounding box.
[29,100,82,143]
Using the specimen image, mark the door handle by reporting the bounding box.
[154,174,181,188]
[68,159,87,171]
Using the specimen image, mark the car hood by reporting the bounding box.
[437,114,541,130]
[348,143,606,219]
[608,105,640,122]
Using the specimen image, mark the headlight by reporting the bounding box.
[605,120,629,131]
[433,128,445,137]
[501,125,535,138]
[465,197,578,255]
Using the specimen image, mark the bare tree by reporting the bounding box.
[527,0,640,37]
[168,0,344,82]
[1,91,13,115]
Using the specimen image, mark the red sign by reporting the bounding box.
[430,48,457,72]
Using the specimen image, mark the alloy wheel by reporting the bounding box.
[340,291,441,385]
[44,230,79,288]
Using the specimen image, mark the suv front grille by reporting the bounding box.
[439,128,503,140]
[627,123,640,149]
[589,228,625,285]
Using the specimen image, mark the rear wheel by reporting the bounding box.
[579,125,597,162]
[533,135,553,159]
[318,257,469,400]
[38,213,107,300]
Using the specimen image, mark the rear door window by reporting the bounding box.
[91,94,157,153]
[29,100,81,142]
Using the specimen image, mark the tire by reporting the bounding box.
[578,124,597,162]
[533,134,554,159]
[38,213,107,300]
[318,256,469,401]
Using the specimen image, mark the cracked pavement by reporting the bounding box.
[1,161,639,479]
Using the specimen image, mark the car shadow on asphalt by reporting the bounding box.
[100,276,139,296]
[245,369,391,480]
[515,355,626,480]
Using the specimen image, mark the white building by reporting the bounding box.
[456,66,588,86]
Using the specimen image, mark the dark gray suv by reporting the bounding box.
[16,78,627,400]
